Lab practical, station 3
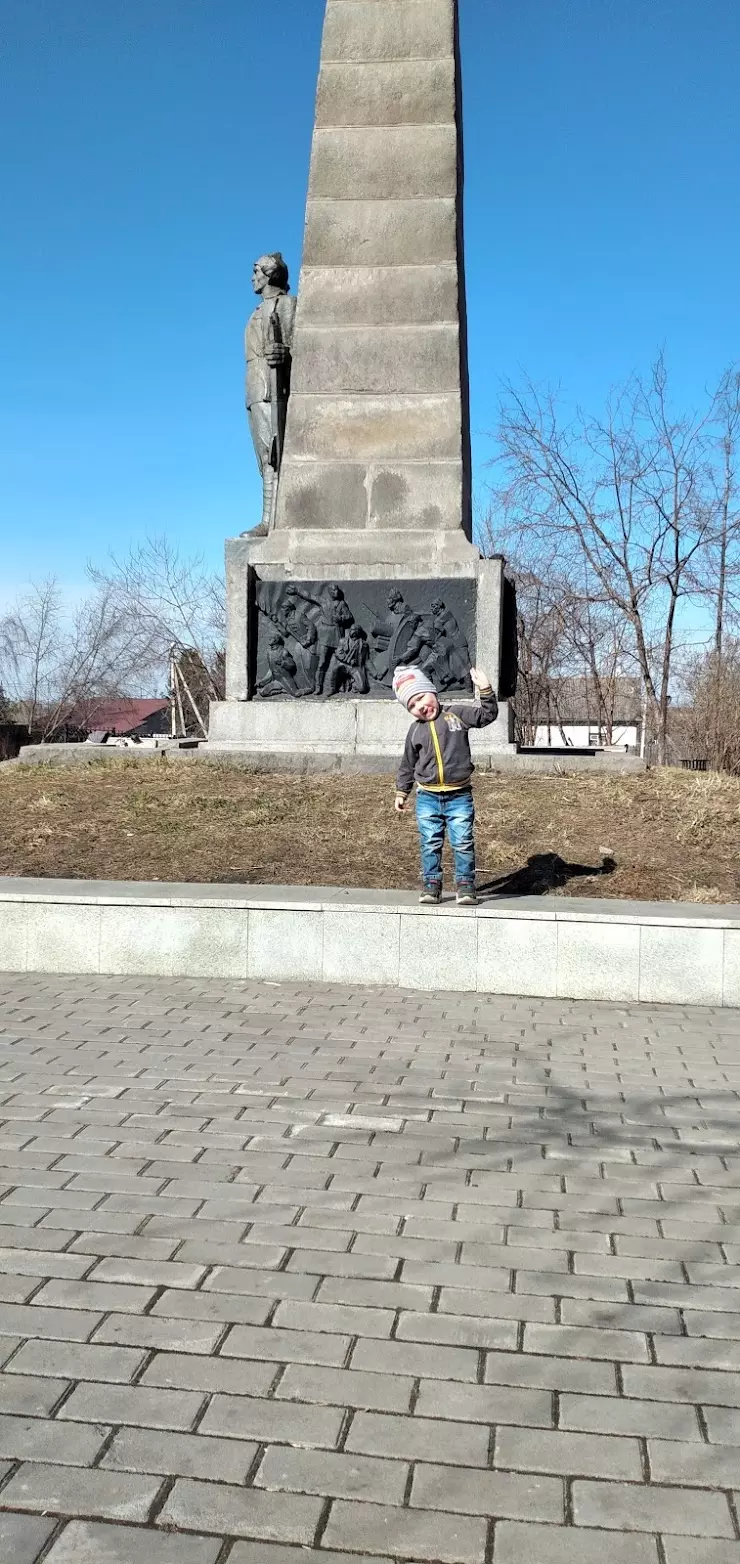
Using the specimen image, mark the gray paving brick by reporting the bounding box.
[634,1283,740,1312]
[684,1310,740,1340]
[561,1392,702,1439]
[221,1322,351,1367]
[6,1339,146,1383]
[174,1239,289,1271]
[516,1270,629,1302]
[347,1410,488,1467]
[203,1267,317,1300]
[412,1461,564,1520]
[273,1299,395,1338]
[702,1407,740,1444]
[661,1543,740,1564]
[495,1426,642,1479]
[103,1424,258,1483]
[42,1519,223,1563]
[351,1337,479,1382]
[573,1479,734,1536]
[0,1227,76,1254]
[157,1478,323,1542]
[396,1309,518,1350]
[277,1363,415,1413]
[493,1522,660,1563]
[0,1371,68,1416]
[256,1444,408,1503]
[34,1278,158,1313]
[649,1439,740,1487]
[287,1249,398,1280]
[401,1260,512,1292]
[0,1300,101,1342]
[561,1298,683,1334]
[0,1514,56,1564]
[141,1350,276,1397]
[0,1412,107,1465]
[317,1277,433,1310]
[654,1335,740,1370]
[227,1545,393,1564]
[86,1256,207,1289]
[323,1499,487,1563]
[622,1363,740,1406]
[200,1393,344,1449]
[524,1323,650,1362]
[415,1380,553,1428]
[440,1287,556,1323]
[69,1231,184,1263]
[484,1350,616,1394]
[151,1287,273,1327]
[58,1380,206,1430]
[0,1246,92,1279]
[0,1274,38,1303]
[92,1311,223,1354]
[0,1461,164,1521]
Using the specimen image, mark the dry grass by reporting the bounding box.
[1,759,739,903]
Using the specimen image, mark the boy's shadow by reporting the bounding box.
[478,852,617,900]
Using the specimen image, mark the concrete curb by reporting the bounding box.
[15,744,646,774]
[0,878,737,1004]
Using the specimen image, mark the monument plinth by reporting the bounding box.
[209,0,516,759]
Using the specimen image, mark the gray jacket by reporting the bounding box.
[396,689,499,794]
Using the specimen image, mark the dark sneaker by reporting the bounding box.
[456,886,478,905]
[419,886,441,904]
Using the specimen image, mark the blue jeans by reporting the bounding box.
[415,788,476,889]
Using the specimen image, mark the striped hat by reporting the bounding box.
[392,665,437,711]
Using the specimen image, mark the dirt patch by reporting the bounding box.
[1,759,739,902]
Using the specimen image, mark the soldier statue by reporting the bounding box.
[242,253,297,536]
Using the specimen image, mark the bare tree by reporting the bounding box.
[680,639,740,773]
[0,540,226,741]
[0,578,134,739]
[566,596,635,746]
[88,537,225,700]
[489,355,737,763]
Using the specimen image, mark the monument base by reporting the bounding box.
[208,528,518,760]
[221,532,514,694]
[207,695,515,759]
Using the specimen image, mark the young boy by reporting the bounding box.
[393,664,498,904]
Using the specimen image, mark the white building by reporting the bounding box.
[527,677,642,752]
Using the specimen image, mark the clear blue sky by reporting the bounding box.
[2,0,739,601]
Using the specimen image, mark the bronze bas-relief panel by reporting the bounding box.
[253,579,476,699]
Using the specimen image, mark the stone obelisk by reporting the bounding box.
[211,0,515,756]
[274,0,471,541]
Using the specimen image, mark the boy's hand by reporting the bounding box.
[470,666,491,689]
[394,793,409,813]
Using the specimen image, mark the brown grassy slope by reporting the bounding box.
[1,759,739,901]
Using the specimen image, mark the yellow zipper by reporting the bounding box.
[429,719,445,786]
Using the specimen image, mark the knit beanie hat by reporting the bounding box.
[392,665,437,711]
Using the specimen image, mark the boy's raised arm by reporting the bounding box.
[457,668,499,729]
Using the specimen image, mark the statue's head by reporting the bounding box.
[269,632,284,648]
[431,597,445,614]
[387,588,404,610]
[328,585,345,600]
[253,253,290,295]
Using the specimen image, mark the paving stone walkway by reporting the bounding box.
[0,977,738,1561]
